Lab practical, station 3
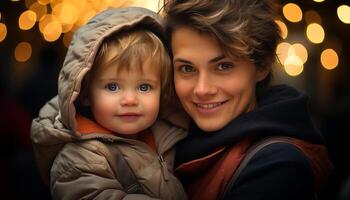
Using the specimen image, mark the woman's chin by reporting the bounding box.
[194,119,226,132]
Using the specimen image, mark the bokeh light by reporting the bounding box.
[73,3,97,27]
[129,0,162,12]
[19,10,37,30]
[52,3,79,27]
[37,0,50,5]
[15,42,32,62]
[42,20,62,42]
[313,0,325,2]
[276,42,291,64]
[284,55,304,76]
[29,2,47,21]
[25,0,36,8]
[39,14,56,33]
[106,0,127,7]
[321,49,339,70]
[289,43,308,64]
[306,23,325,44]
[337,5,350,24]
[283,3,303,23]
[0,23,7,42]
[275,20,288,39]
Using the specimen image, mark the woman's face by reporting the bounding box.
[171,26,268,132]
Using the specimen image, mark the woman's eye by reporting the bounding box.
[105,83,119,91]
[138,84,152,92]
[180,65,195,73]
[218,63,233,71]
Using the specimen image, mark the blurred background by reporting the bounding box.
[0,0,349,199]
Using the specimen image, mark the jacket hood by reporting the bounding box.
[31,7,168,184]
[175,84,325,165]
[58,7,165,135]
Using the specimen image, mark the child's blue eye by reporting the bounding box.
[105,83,119,91]
[139,84,151,92]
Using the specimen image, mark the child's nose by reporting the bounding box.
[120,92,138,106]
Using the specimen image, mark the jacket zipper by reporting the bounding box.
[159,155,170,181]
[82,133,174,182]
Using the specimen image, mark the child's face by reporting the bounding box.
[87,58,161,135]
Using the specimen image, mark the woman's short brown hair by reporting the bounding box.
[164,0,282,95]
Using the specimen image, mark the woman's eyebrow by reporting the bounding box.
[173,58,193,64]
[173,55,226,64]
[209,55,226,63]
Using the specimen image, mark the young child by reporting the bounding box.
[31,7,187,200]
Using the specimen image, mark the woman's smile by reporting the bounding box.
[193,100,228,114]
[172,26,267,132]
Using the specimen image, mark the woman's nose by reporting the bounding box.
[193,73,217,97]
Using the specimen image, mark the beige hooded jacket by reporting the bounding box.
[30,7,188,200]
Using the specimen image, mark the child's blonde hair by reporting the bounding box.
[77,29,172,114]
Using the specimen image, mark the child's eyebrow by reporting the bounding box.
[95,78,159,84]
[96,78,118,82]
[141,78,159,84]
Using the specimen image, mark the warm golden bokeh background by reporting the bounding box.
[0,0,349,199]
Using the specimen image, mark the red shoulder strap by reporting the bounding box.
[222,136,333,198]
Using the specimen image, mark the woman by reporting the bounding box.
[163,0,333,199]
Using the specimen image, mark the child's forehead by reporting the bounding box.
[94,58,161,76]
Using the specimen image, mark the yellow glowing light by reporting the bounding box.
[0,23,7,42]
[306,23,325,44]
[129,0,163,12]
[106,0,126,7]
[89,0,108,12]
[276,42,291,64]
[275,20,288,39]
[288,43,308,64]
[313,0,325,2]
[15,42,32,62]
[38,0,51,5]
[25,0,36,8]
[30,2,47,21]
[283,3,303,23]
[75,7,97,27]
[50,0,61,9]
[19,10,37,30]
[11,0,21,2]
[321,49,338,70]
[39,14,56,33]
[337,5,350,24]
[62,23,74,33]
[52,3,79,25]
[42,20,62,42]
[284,55,304,76]
[69,0,87,8]
[305,10,322,24]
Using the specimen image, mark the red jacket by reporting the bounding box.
[176,137,332,200]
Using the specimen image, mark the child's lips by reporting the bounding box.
[117,113,141,122]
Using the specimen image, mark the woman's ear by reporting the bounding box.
[255,56,273,82]
[256,68,270,82]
